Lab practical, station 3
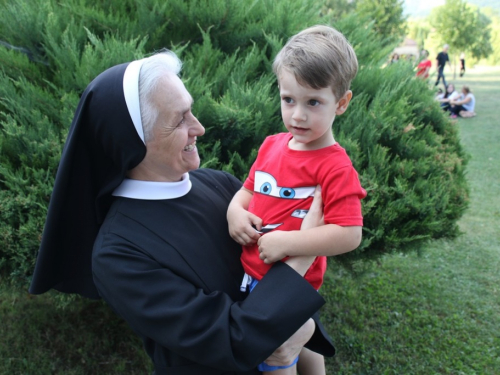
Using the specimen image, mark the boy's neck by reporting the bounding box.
[288,136,336,151]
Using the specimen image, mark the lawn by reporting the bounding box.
[1,66,499,375]
[322,65,500,374]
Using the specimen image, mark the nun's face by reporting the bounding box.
[143,74,205,182]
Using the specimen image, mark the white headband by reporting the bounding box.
[123,58,146,144]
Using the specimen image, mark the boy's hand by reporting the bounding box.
[257,231,290,263]
[227,206,262,246]
[258,186,324,264]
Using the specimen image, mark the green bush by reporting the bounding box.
[0,0,469,287]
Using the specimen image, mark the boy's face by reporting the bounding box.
[278,69,352,151]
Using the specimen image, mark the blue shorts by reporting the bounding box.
[247,277,299,372]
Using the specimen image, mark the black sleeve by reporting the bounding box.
[93,235,327,372]
[306,312,335,356]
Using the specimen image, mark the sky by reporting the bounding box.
[403,0,499,17]
[403,0,446,17]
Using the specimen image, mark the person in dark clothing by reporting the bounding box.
[437,83,459,112]
[460,52,465,77]
[29,50,335,375]
[435,44,450,87]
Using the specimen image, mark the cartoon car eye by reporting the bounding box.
[279,187,295,199]
[254,171,315,199]
[260,182,272,195]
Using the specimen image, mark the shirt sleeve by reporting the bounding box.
[322,165,366,226]
[243,160,257,192]
[243,137,272,192]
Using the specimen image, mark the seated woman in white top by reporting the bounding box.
[450,85,476,118]
[438,83,460,111]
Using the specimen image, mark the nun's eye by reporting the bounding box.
[259,182,272,195]
[279,188,295,199]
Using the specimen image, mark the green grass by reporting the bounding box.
[0,288,151,374]
[322,66,500,374]
[1,67,499,374]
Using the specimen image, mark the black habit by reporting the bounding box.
[29,55,334,374]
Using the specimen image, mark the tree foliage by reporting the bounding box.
[355,0,407,45]
[0,0,469,287]
[321,0,407,46]
[481,8,500,65]
[430,0,493,60]
[320,0,356,21]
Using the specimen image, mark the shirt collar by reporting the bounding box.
[112,173,192,200]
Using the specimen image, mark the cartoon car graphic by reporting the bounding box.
[253,171,316,233]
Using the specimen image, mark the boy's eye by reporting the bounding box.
[308,99,320,106]
[283,97,293,104]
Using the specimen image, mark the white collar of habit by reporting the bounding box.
[112,173,192,200]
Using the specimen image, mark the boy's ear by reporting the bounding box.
[335,90,353,115]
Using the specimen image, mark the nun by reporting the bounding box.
[29,50,334,374]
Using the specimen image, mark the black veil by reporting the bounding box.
[29,61,147,298]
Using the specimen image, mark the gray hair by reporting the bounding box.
[139,50,182,142]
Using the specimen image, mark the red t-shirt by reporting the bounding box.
[241,133,366,289]
[416,59,432,78]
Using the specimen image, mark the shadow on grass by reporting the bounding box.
[0,287,150,375]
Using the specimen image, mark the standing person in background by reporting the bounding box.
[460,52,466,77]
[416,50,431,79]
[435,44,450,87]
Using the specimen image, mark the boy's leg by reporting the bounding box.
[296,348,325,375]
[262,364,297,375]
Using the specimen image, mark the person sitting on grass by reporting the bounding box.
[437,83,460,112]
[450,85,476,119]
[434,88,444,100]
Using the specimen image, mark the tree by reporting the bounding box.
[430,0,493,77]
[481,8,500,65]
[407,18,432,50]
[320,0,356,21]
[355,0,407,45]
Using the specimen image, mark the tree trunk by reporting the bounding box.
[453,53,457,80]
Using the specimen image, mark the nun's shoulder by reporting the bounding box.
[191,168,242,195]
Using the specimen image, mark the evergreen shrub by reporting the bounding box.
[0,0,469,288]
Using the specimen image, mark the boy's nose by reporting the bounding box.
[292,106,307,122]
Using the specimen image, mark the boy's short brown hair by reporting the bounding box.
[273,25,358,101]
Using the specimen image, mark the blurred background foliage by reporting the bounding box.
[0,0,469,286]
[407,0,498,68]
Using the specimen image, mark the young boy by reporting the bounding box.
[227,25,366,375]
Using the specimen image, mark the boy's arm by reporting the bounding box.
[257,225,362,264]
[227,187,262,246]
